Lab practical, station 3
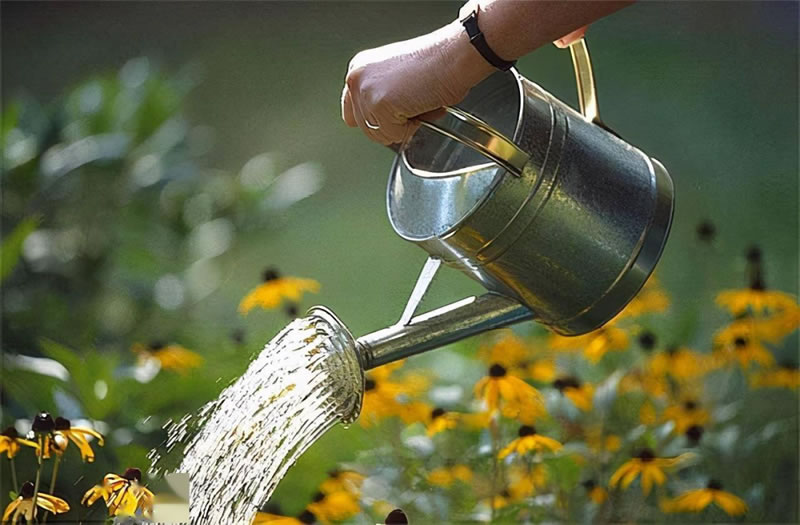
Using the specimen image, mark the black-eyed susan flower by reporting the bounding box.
[424,407,460,436]
[359,362,428,428]
[662,400,711,435]
[749,362,800,390]
[426,464,473,488]
[660,479,747,516]
[2,481,69,523]
[507,464,547,499]
[638,331,657,352]
[553,376,594,412]
[755,306,800,343]
[609,449,694,496]
[0,427,39,458]
[582,479,608,504]
[461,411,492,430]
[41,417,104,462]
[487,489,512,510]
[30,411,55,454]
[383,509,408,525]
[306,490,360,523]
[648,345,709,382]
[239,268,320,314]
[478,332,531,369]
[618,368,669,399]
[498,425,562,459]
[320,469,365,496]
[713,320,775,369]
[549,325,629,364]
[716,248,796,316]
[524,357,557,383]
[132,341,204,373]
[252,509,318,524]
[586,427,622,455]
[474,364,545,423]
[82,467,154,518]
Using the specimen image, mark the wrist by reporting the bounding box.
[436,20,495,96]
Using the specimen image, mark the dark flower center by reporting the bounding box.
[683,400,698,411]
[734,337,748,348]
[707,479,723,491]
[286,304,299,318]
[749,274,765,291]
[582,479,597,490]
[666,345,679,356]
[431,407,446,419]
[635,448,655,462]
[32,412,55,433]
[746,246,762,264]
[54,417,71,430]
[384,509,408,525]
[122,467,142,482]
[148,340,165,351]
[780,361,799,370]
[518,425,536,437]
[686,425,705,445]
[312,491,325,503]
[327,469,341,479]
[230,329,245,345]
[364,379,376,391]
[297,510,317,524]
[500,489,511,498]
[696,221,716,242]
[553,376,580,391]
[489,364,507,378]
[1,427,19,439]
[20,481,35,499]
[262,267,280,282]
[638,331,657,351]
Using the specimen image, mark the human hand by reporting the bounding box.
[341,21,493,145]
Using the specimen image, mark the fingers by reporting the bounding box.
[554,25,588,49]
[341,85,357,128]
[349,87,387,144]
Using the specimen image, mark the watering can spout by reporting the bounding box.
[356,291,533,370]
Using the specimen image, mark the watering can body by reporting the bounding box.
[387,41,674,336]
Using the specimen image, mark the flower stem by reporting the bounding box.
[489,415,499,522]
[29,449,43,525]
[42,454,61,524]
[9,457,19,493]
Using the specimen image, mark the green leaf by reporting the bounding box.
[8,491,18,502]
[1,216,40,282]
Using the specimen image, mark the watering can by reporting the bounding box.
[312,39,674,374]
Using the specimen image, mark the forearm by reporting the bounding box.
[475,0,634,60]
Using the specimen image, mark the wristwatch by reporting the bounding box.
[460,8,516,71]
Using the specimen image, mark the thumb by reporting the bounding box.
[553,26,588,49]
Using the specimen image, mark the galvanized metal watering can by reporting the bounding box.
[312,39,674,373]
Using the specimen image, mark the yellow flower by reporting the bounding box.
[252,510,317,524]
[609,449,694,496]
[133,341,203,373]
[239,268,320,314]
[3,481,69,523]
[648,346,709,382]
[619,368,669,399]
[755,306,800,343]
[660,479,747,516]
[716,287,796,317]
[424,407,460,436]
[0,427,39,458]
[507,464,547,499]
[553,377,594,412]
[713,319,775,369]
[40,417,105,462]
[586,427,622,454]
[549,325,629,364]
[749,363,800,389]
[306,490,360,523]
[488,490,512,509]
[461,411,493,430]
[320,469,365,495]
[82,468,154,518]
[478,332,531,369]
[474,364,546,423]
[358,362,427,428]
[582,480,608,504]
[426,464,473,488]
[615,275,670,320]
[525,358,557,383]
[662,400,711,435]
[498,425,562,459]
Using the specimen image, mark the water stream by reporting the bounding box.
[149,310,363,524]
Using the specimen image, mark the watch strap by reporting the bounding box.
[461,10,516,71]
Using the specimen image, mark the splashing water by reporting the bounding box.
[149,309,363,524]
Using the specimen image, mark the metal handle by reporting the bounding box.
[400,37,601,179]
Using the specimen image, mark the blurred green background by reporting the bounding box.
[2,1,798,523]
